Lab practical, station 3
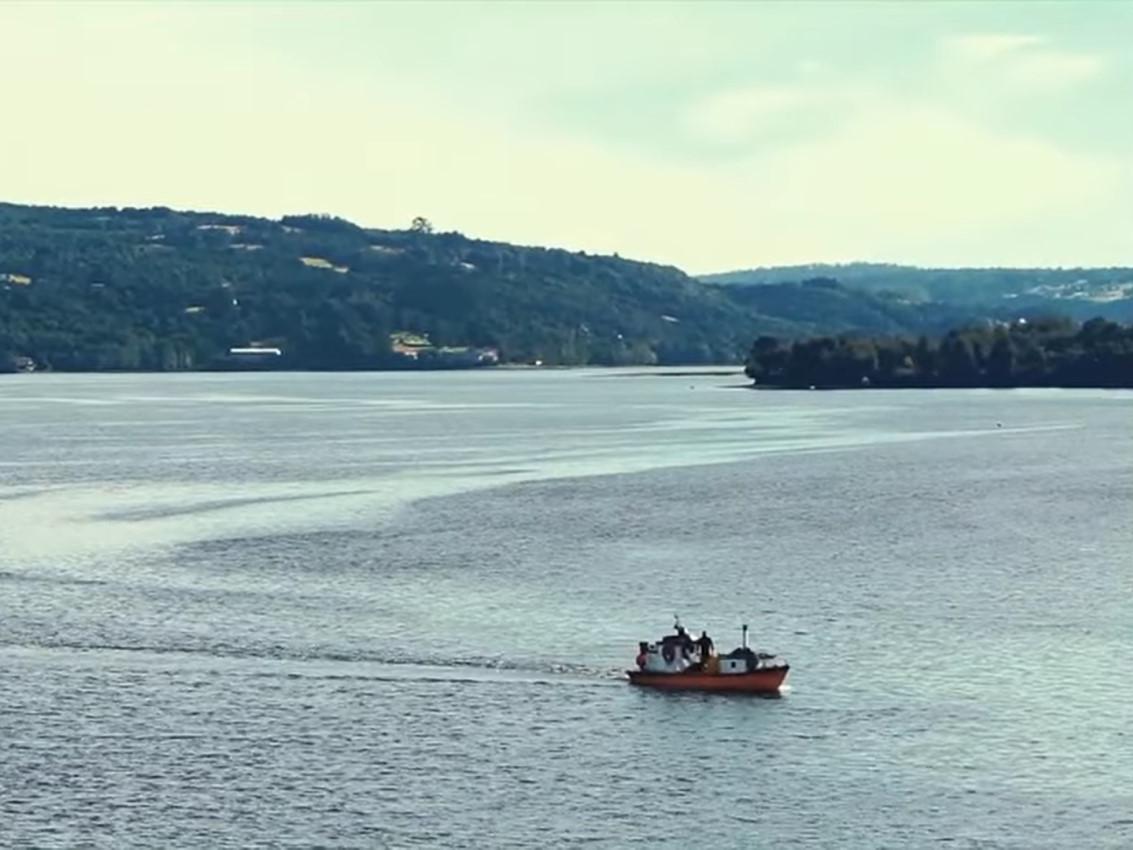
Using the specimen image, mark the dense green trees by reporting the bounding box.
[745,317,1133,388]
[5,201,1128,376]
[0,202,773,370]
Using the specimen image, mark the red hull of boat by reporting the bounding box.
[627,666,789,693]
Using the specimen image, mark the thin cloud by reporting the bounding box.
[943,33,1046,61]
[1005,50,1104,90]
[684,86,823,145]
[940,33,1104,93]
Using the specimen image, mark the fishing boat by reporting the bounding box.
[626,620,789,694]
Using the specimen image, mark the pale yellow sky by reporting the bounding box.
[2,2,1131,271]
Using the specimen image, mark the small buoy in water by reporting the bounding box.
[996,422,1003,428]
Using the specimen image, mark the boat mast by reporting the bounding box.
[742,623,749,650]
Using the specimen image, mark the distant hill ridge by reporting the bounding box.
[1,201,1129,371]
[702,263,1133,321]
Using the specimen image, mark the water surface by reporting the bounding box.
[2,371,1131,847]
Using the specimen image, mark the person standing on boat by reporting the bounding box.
[677,627,694,659]
[696,630,714,660]
[673,618,693,659]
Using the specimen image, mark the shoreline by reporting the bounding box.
[747,382,1133,390]
[1,364,746,377]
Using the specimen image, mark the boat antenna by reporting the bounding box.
[742,623,749,650]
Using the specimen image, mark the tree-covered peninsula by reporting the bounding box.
[745,317,1133,388]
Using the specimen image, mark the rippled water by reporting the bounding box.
[2,371,1131,847]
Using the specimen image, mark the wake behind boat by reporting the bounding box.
[627,619,789,694]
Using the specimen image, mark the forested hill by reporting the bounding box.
[2,202,1117,372]
[0,203,806,371]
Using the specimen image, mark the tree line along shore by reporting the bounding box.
[744,317,1133,389]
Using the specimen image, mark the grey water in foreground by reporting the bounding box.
[2,370,1131,848]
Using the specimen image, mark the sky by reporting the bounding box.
[2,1,1132,272]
